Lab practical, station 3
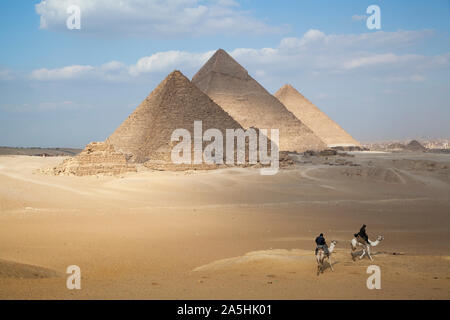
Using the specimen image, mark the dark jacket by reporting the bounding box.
[358,226,369,242]
[315,235,326,246]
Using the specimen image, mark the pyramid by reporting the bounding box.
[192,49,326,152]
[106,70,249,166]
[53,142,136,176]
[405,140,426,152]
[275,85,361,148]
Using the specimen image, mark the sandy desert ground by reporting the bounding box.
[0,152,449,299]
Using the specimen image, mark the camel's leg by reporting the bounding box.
[359,248,366,259]
[367,246,373,261]
[351,242,356,260]
[329,256,334,271]
[316,257,320,276]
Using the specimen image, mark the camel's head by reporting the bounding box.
[377,235,384,241]
[330,240,338,246]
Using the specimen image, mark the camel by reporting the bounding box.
[351,235,384,261]
[316,240,337,275]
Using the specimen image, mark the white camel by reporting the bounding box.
[351,235,384,261]
[316,240,337,275]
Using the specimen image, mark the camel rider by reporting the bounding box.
[355,224,369,244]
[315,233,329,256]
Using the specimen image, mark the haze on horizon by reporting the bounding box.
[0,0,449,148]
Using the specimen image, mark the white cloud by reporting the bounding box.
[228,30,444,79]
[30,63,133,82]
[35,0,285,37]
[129,50,215,76]
[28,51,215,81]
[31,65,95,80]
[27,29,449,86]
[101,61,126,71]
[278,29,433,53]
[342,53,402,70]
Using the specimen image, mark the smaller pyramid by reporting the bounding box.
[53,142,136,176]
[406,140,426,152]
[275,85,361,148]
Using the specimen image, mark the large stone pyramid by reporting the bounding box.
[275,85,361,148]
[106,70,247,166]
[192,49,326,152]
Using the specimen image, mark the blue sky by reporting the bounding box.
[1,0,449,147]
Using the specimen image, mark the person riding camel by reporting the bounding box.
[315,233,329,256]
[354,224,369,244]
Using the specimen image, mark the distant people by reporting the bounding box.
[354,224,369,244]
[315,233,329,256]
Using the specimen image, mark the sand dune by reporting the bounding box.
[0,259,61,279]
[193,249,314,272]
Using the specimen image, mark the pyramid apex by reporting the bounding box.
[276,84,305,99]
[281,84,296,91]
[192,48,248,82]
[160,70,192,87]
[212,48,231,58]
[280,84,294,91]
[166,69,186,79]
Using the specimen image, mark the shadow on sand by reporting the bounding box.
[317,260,340,276]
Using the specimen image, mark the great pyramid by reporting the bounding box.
[192,49,326,152]
[275,85,361,148]
[106,70,253,168]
